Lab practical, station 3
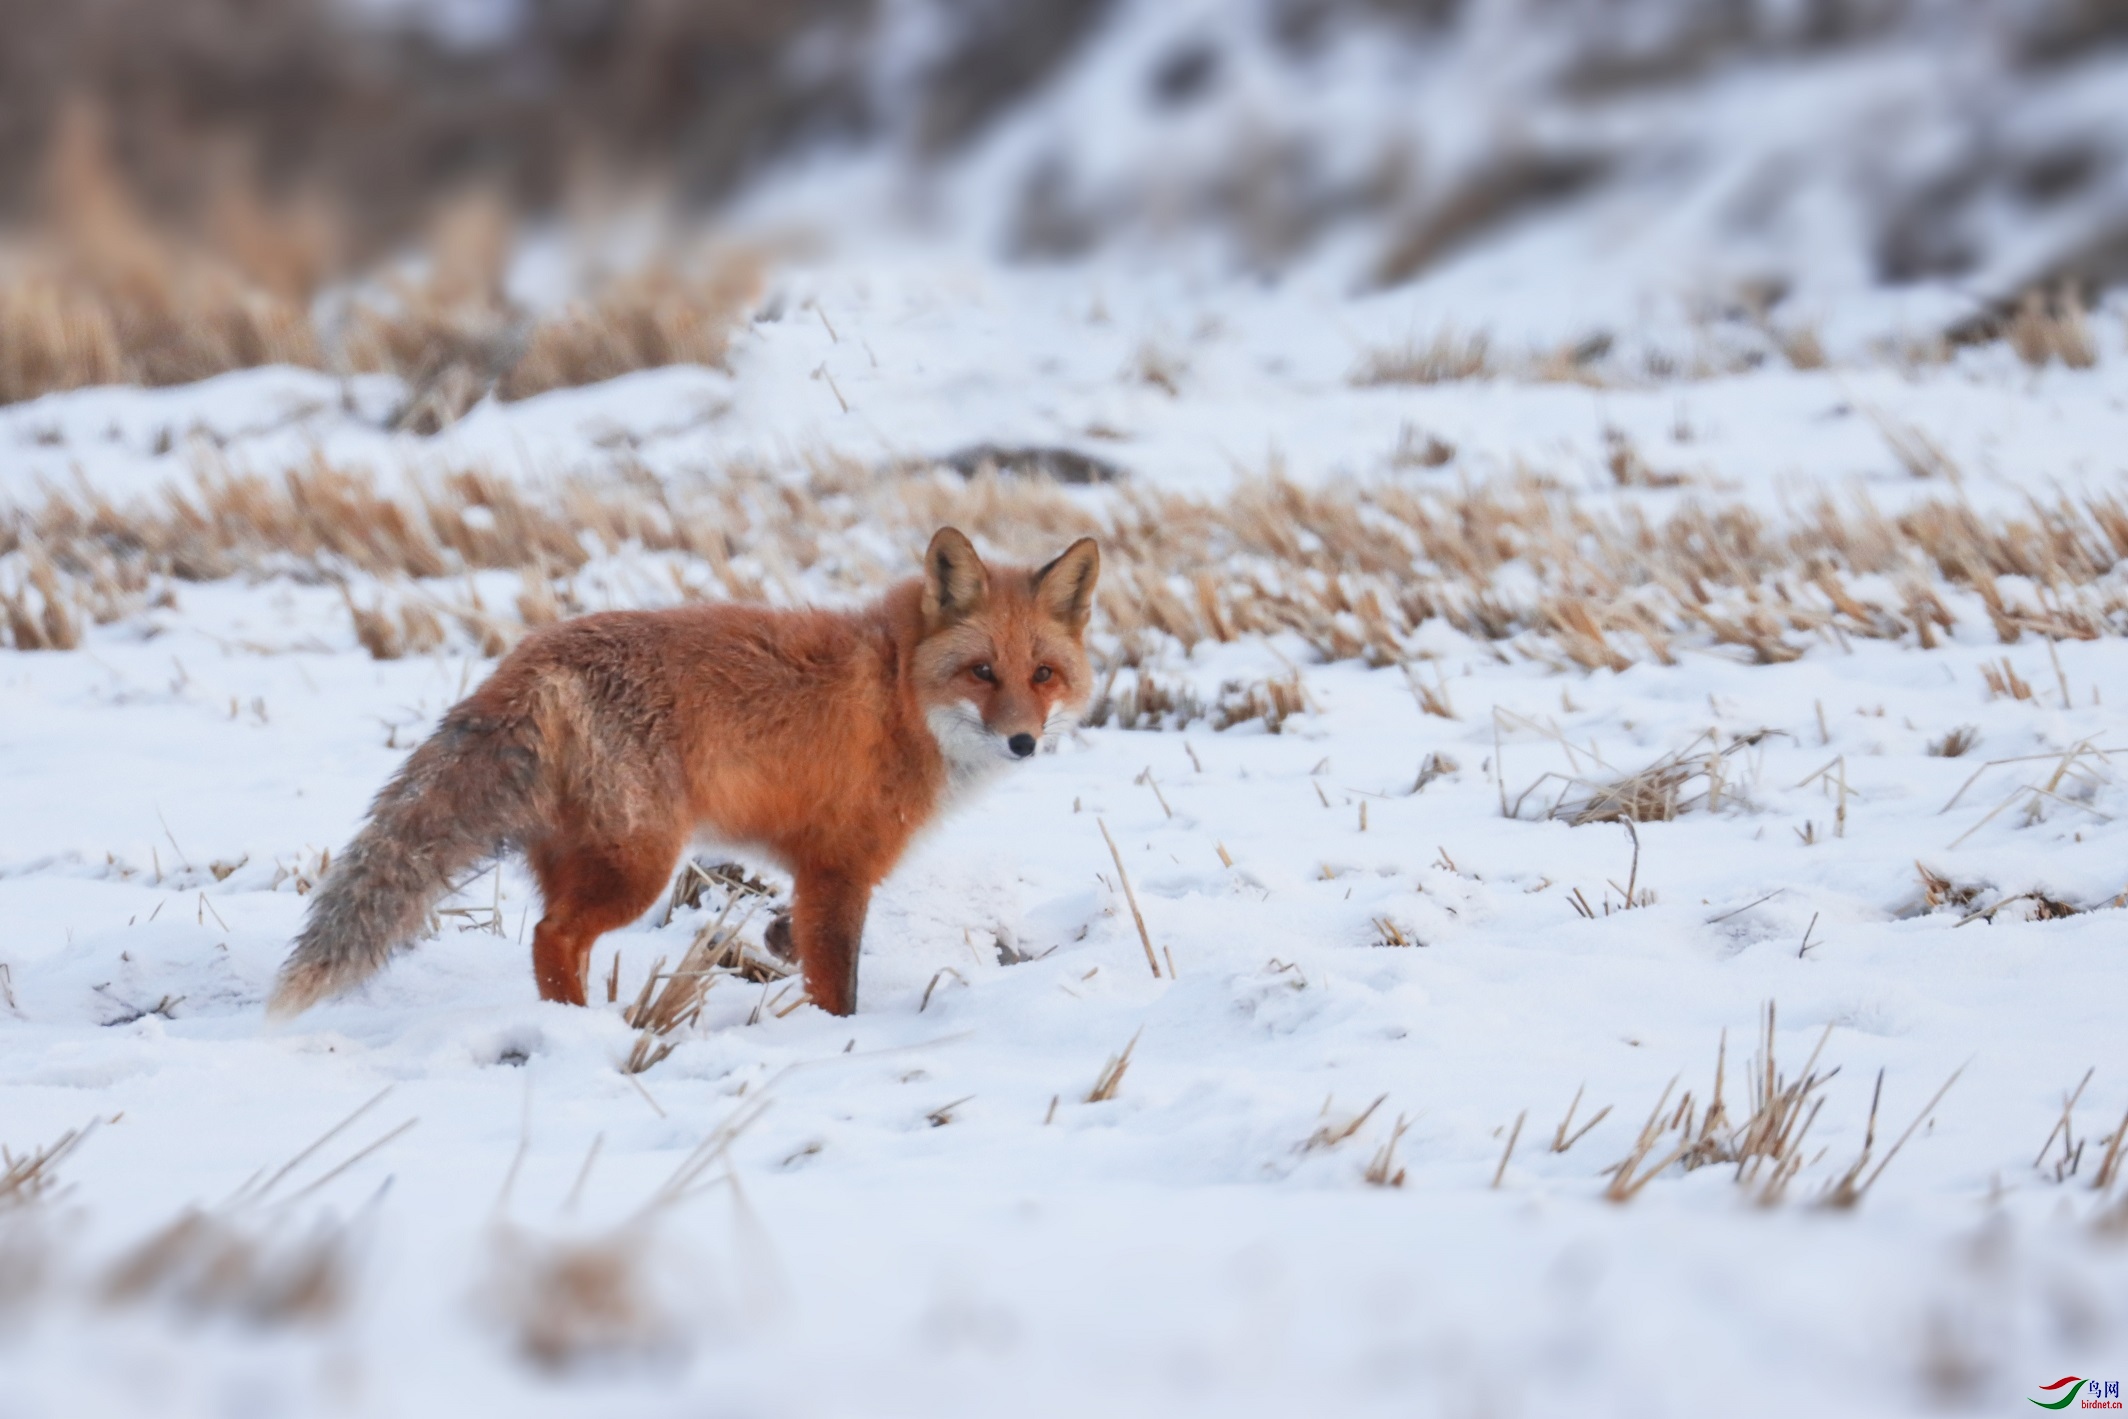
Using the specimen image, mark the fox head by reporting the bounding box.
[912,527,1100,785]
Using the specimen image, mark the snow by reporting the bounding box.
[4,248,2128,1416]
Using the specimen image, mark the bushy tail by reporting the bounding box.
[267,708,541,1019]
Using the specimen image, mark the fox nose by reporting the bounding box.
[1007,733,1037,759]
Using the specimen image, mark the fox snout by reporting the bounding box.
[984,692,1056,758]
[973,706,1051,758]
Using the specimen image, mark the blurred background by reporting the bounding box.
[2,0,2125,407]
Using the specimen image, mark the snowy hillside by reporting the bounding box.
[741,0,2128,359]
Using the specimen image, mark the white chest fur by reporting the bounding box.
[924,703,1014,812]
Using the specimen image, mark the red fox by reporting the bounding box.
[267,527,1099,1019]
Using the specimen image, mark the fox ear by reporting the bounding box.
[1033,537,1100,631]
[921,527,990,627]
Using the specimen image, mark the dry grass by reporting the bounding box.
[1549,1086,1612,1154]
[1130,341,1187,397]
[1363,1114,1412,1187]
[1818,1067,1964,1210]
[2005,285,2098,370]
[94,1089,415,1329]
[1406,663,1457,719]
[1776,325,1827,371]
[1371,917,1417,946]
[1491,1110,1527,1187]
[0,552,86,650]
[661,859,780,927]
[485,1094,769,1370]
[620,885,788,1074]
[1352,328,1492,385]
[1391,424,1457,469]
[1207,673,1313,732]
[0,0,1091,275]
[2025,1071,2128,1203]
[1519,727,1774,827]
[1097,820,1162,979]
[485,1224,677,1370]
[1,1125,93,1319]
[1301,1094,1389,1154]
[1913,863,1985,914]
[1602,1009,1822,1204]
[1083,1030,1143,1104]
[12,447,2128,688]
[0,99,2103,411]
[2033,1069,2097,1184]
[2092,1104,2128,1196]
[1348,284,2106,392]
[1938,741,2120,853]
[1601,1004,1959,1208]
[1602,428,1690,488]
[1980,658,2035,701]
[0,106,325,405]
[1083,666,1207,731]
[0,110,762,415]
[2,1125,91,1211]
[100,1205,361,1326]
[345,591,447,662]
[1868,408,1961,482]
[339,193,765,432]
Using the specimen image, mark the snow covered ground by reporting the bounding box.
[3,253,2128,1417]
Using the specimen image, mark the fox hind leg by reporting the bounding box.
[529,831,683,1006]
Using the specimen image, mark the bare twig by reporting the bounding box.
[1097,818,1161,979]
[1085,1029,1143,1104]
[1492,1110,1526,1188]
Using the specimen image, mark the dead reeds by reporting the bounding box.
[2,1125,92,1211]
[1084,1030,1143,1104]
[1363,1115,1412,1187]
[1550,1086,1611,1154]
[0,1125,93,1319]
[0,105,324,405]
[620,889,787,1074]
[2005,285,2098,371]
[0,109,762,416]
[1600,1004,1959,1208]
[1913,862,1984,914]
[0,100,2102,412]
[2026,1071,2128,1202]
[1098,819,1162,979]
[94,1089,414,1328]
[338,194,765,431]
[1818,1067,1964,1210]
[485,1094,771,1371]
[1302,1094,1390,1155]
[1523,728,1772,826]
[100,1203,366,1327]
[1352,328,1492,385]
[13,445,2128,684]
[1939,741,2120,851]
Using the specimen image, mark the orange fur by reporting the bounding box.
[267,528,1099,1019]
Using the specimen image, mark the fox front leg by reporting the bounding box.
[790,867,871,1016]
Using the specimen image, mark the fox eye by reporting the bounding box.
[1033,665,1054,683]
[971,663,996,683]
